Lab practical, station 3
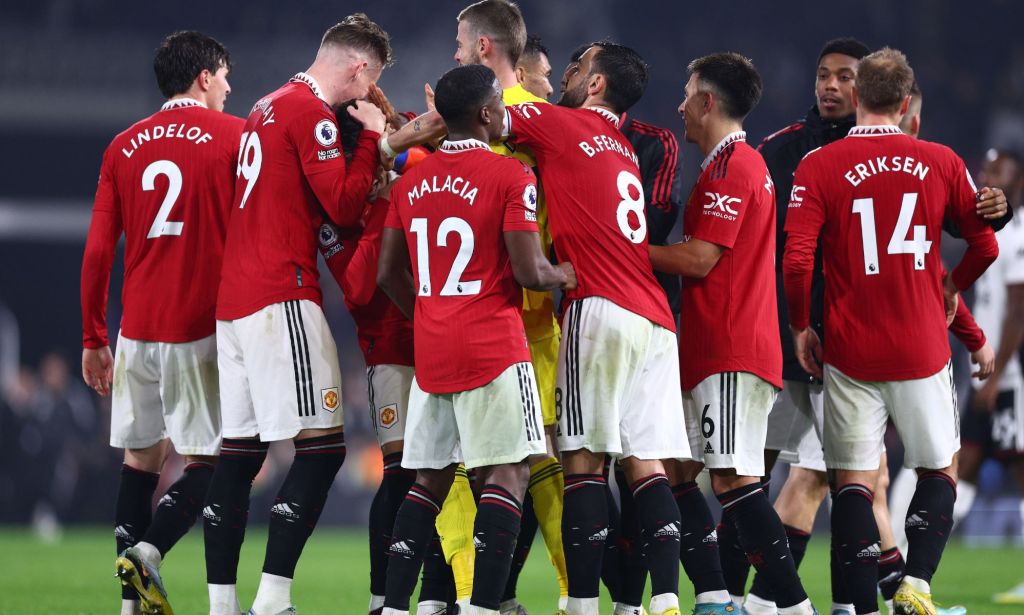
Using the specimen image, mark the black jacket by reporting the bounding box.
[621,115,683,314]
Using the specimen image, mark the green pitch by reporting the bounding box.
[0,528,1020,614]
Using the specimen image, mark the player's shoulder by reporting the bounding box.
[913,138,962,166]
[757,120,806,153]
[622,117,675,139]
[710,141,766,181]
[503,84,548,106]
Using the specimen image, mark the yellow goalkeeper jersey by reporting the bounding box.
[495,84,558,341]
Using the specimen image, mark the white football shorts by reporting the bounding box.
[218,299,343,442]
[556,296,690,461]
[403,362,546,470]
[367,364,413,447]
[110,333,221,456]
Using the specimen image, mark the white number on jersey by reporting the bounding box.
[851,192,932,275]
[143,160,183,238]
[237,131,263,209]
[409,217,482,297]
[616,170,647,243]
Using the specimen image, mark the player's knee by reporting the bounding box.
[709,468,757,494]
[415,465,457,501]
[185,454,218,467]
[477,460,530,502]
[915,465,956,483]
[124,439,170,473]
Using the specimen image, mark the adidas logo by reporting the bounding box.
[906,513,928,528]
[473,536,485,550]
[114,525,134,541]
[389,540,415,556]
[588,528,609,542]
[704,441,714,454]
[158,494,175,507]
[202,506,221,524]
[271,503,299,519]
[653,522,680,539]
[857,542,881,558]
[879,570,902,585]
[703,529,718,544]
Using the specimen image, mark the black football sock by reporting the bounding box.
[384,483,444,610]
[830,542,852,606]
[418,532,453,605]
[719,482,807,609]
[503,491,538,602]
[115,464,160,599]
[717,508,750,598]
[615,464,647,606]
[370,452,415,598]
[204,438,268,584]
[673,481,727,599]
[562,474,608,600]
[748,524,811,602]
[262,432,346,578]
[633,474,680,600]
[142,461,214,556]
[904,471,956,584]
[471,484,523,610]
[878,547,906,601]
[600,479,623,602]
[832,483,880,614]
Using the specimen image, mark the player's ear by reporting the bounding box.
[478,35,491,58]
[515,65,526,84]
[197,68,212,92]
[587,73,604,97]
[851,87,859,109]
[898,95,911,116]
[910,114,920,138]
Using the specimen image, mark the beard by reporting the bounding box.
[557,80,587,108]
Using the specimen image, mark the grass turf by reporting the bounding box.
[0,528,1020,614]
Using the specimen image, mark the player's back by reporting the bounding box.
[790,125,989,379]
[102,100,243,342]
[505,103,674,332]
[386,140,537,393]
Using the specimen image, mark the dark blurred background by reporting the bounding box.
[1,0,1022,542]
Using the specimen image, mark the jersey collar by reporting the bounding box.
[701,131,746,170]
[848,124,903,137]
[290,72,328,103]
[160,97,206,111]
[585,106,620,128]
[440,138,490,153]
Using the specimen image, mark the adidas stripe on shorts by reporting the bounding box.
[683,371,779,477]
[217,299,343,442]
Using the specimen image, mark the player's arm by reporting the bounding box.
[944,187,1011,237]
[380,110,446,158]
[505,231,576,291]
[299,101,385,227]
[783,163,826,378]
[643,130,682,246]
[80,147,122,395]
[377,226,414,319]
[502,103,562,155]
[946,159,1000,294]
[342,197,392,307]
[648,240,723,278]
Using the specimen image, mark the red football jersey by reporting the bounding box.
[505,104,675,332]
[385,139,538,393]
[320,197,414,367]
[81,99,244,347]
[784,125,998,381]
[216,73,381,320]
[680,133,782,390]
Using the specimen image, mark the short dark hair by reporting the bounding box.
[909,80,922,98]
[434,64,500,127]
[818,37,871,63]
[856,47,914,115]
[458,0,527,65]
[688,52,763,120]
[153,31,231,99]
[568,43,590,65]
[519,34,549,65]
[321,13,393,67]
[587,41,649,114]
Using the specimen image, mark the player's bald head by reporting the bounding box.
[855,47,914,115]
[457,0,527,66]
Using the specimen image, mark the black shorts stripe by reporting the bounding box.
[948,361,959,439]
[569,301,584,437]
[516,364,537,442]
[284,301,307,418]
[367,366,377,435]
[286,301,315,417]
[718,373,725,453]
[730,372,738,454]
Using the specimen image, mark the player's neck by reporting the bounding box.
[856,109,901,128]
[483,57,518,89]
[303,66,341,107]
[168,89,208,108]
[699,121,744,159]
[447,127,488,144]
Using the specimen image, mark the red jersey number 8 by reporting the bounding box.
[616,170,646,244]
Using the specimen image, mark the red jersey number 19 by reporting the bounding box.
[410,217,481,297]
[851,192,932,276]
[237,131,263,209]
[616,170,646,244]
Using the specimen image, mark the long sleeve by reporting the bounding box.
[81,149,123,348]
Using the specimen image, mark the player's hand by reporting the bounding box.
[368,84,405,131]
[347,100,387,135]
[942,273,959,327]
[558,262,577,290]
[972,377,999,412]
[790,326,823,379]
[424,83,436,112]
[82,346,114,396]
[976,186,1008,221]
[970,341,995,380]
